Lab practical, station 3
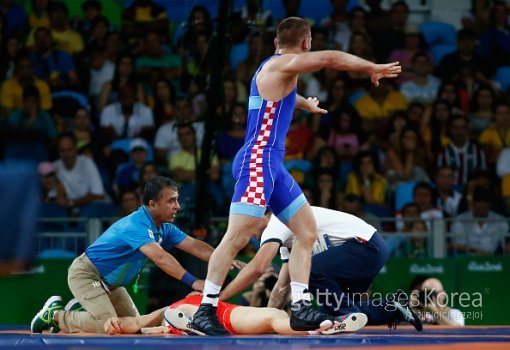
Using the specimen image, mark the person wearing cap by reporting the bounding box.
[115,138,150,194]
[38,161,68,206]
[451,186,509,255]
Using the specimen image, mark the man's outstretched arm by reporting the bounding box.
[140,243,205,291]
[274,51,401,86]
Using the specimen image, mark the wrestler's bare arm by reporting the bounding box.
[257,52,400,109]
[268,263,291,309]
[220,242,279,301]
[104,308,166,334]
[270,51,400,84]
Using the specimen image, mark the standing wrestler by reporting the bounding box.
[191,17,401,335]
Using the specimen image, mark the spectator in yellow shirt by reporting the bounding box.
[0,56,52,115]
[354,79,408,134]
[28,0,50,29]
[479,100,510,165]
[26,2,84,55]
[122,0,169,43]
[345,150,388,206]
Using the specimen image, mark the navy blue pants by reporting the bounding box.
[309,231,395,325]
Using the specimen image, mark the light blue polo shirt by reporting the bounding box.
[85,206,187,287]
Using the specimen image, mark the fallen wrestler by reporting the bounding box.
[103,295,367,336]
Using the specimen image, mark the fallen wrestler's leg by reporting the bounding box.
[230,306,305,335]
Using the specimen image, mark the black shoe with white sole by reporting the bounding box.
[388,289,423,331]
[290,291,337,331]
[189,303,231,336]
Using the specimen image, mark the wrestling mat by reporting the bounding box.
[1,325,510,349]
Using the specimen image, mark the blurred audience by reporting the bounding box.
[53,134,105,209]
[410,277,465,326]
[2,0,508,262]
[100,84,154,141]
[451,186,509,255]
[345,150,388,207]
[436,115,487,188]
[119,189,142,217]
[1,56,52,115]
[38,161,68,206]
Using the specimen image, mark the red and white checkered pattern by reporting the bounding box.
[240,101,278,206]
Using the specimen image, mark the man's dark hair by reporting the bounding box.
[143,176,178,205]
[344,193,362,204]
[49,1,69,15]
[457,28,476,41]
[411,50,430,64]
[34,26,52,39]
[391,0,410,13]
[82,0,102,12]
[472,186,492,203]
[58,133,77,146]
[91,15,109,29]
[413,181,434,196]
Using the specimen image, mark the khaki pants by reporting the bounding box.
[58,253,139,333]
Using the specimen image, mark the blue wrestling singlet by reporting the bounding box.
[230,54,306,223]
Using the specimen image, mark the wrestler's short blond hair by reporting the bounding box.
[276,17,310,48]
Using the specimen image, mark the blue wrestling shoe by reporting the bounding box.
[31,296,64,333]
[388,289,423,331]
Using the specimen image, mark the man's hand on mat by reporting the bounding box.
[104,317,122,334]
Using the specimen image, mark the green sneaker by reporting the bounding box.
[49,298,85,333]
[64,298,85,312]
[50,298,85,333]
[31,296,64,333]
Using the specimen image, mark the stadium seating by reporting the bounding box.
[496,66,510,92]
[420,21,457,47]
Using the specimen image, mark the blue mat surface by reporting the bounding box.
[1,326,509,349]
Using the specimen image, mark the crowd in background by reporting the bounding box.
[1,0,510,257]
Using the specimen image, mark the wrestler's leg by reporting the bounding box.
[229,306,306,335]
[269,173,315,290]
